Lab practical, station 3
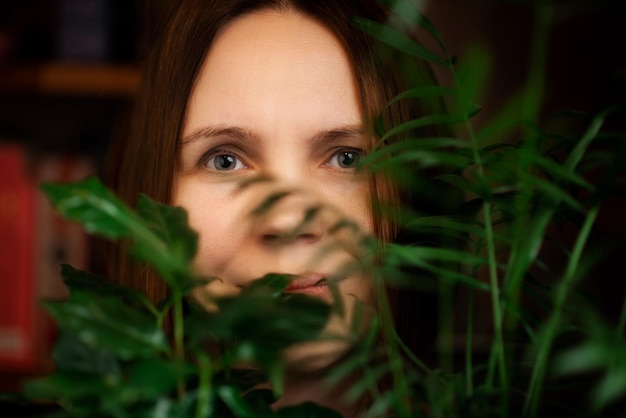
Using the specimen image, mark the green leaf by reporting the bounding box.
[41,177,138,239]
[23,370,110,402]
[565,109,612,172]
[381,114,465,142]
[121,359,189,402]
[404,216,509,243]
[593,369,626,409]
[51,331,121,377]
[186,285,331,356]
[251,190,292,217]
[386,86,458,108]
[522,174,584,212]
[386,244,486,267]
[41,178,196,288]
[521,150,593,189]
[43,291,168,360]
[351,17,449,66]
[372,136,469,154]
[217,385,252,418]
[60,264,152,308]
[456,46,491,113]
[368,150,470,171]
[137,195,198,267]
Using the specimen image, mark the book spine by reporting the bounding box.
[0,145,94,376]
[0,145,37,371]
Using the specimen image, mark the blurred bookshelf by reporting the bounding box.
[0,0,181,394]
[0,62,140,97]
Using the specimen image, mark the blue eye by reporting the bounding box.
[207,153,247,171]
[328,150,362,169]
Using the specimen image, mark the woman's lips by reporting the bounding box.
[284,272,330,298]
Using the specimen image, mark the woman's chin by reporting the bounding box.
[282,338,352,374]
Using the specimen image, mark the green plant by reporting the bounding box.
[22,177,352,417]
[19,0,626,417]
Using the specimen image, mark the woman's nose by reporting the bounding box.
[252,191,326,248]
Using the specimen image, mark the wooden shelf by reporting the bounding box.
[0,62,141,97]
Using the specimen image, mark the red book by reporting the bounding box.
[0,145,38,371]
[0,144,93,381]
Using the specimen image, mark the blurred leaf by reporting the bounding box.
[368,149,469,171]
[593,370,626,410]
[553,315,626,410]
[60,264,152,309]
[41,177,138,239]
[373,137,469,155]
[137,194,198,267]
[251,190,292,217]
[386,244,486,266]
[565,109,612,172]
[247,272,292,295]
[41,178,196,287]
[386,86,458,108]
[132,393,197,418]
[456,46,491,112]
[521,174,584,212]
[404,216,509,243]
[217,385,252,418]
[121,359,190,403]
[44,291,168,360]
[522,150,593,190]
[351,17,448,66]
[186,285,330,356]
[382,0,447,51]
[52,331,121,377]
[381,114,466,142]
[553,343,606,376]
[23,370,111,402]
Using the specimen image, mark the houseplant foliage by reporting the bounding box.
[24,178,342,417]
[21,0,626,417]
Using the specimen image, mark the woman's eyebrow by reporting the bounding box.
[182,124,363,145]
[181,125,261,145]
[307,125,364,146]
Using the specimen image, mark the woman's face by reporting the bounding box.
[173,9,375,369]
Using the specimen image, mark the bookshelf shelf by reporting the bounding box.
[0,62,141,97]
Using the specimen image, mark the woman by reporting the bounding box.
[108,0,439,415]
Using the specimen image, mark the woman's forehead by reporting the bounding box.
[184,9,362,139]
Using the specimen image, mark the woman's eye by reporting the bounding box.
[327,150,362,169]
[205,153,247,171]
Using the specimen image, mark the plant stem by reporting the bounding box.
[376,269,411,418]
[393,327,431,374]
[523,206,599,418]
[465,287,475,397]
[438,280,454,375]
[173,289,186,397]
[446,36,506,394]
[196,351,213,418]
[482,205,508,406]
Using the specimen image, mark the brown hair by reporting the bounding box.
[107,0,438,337]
